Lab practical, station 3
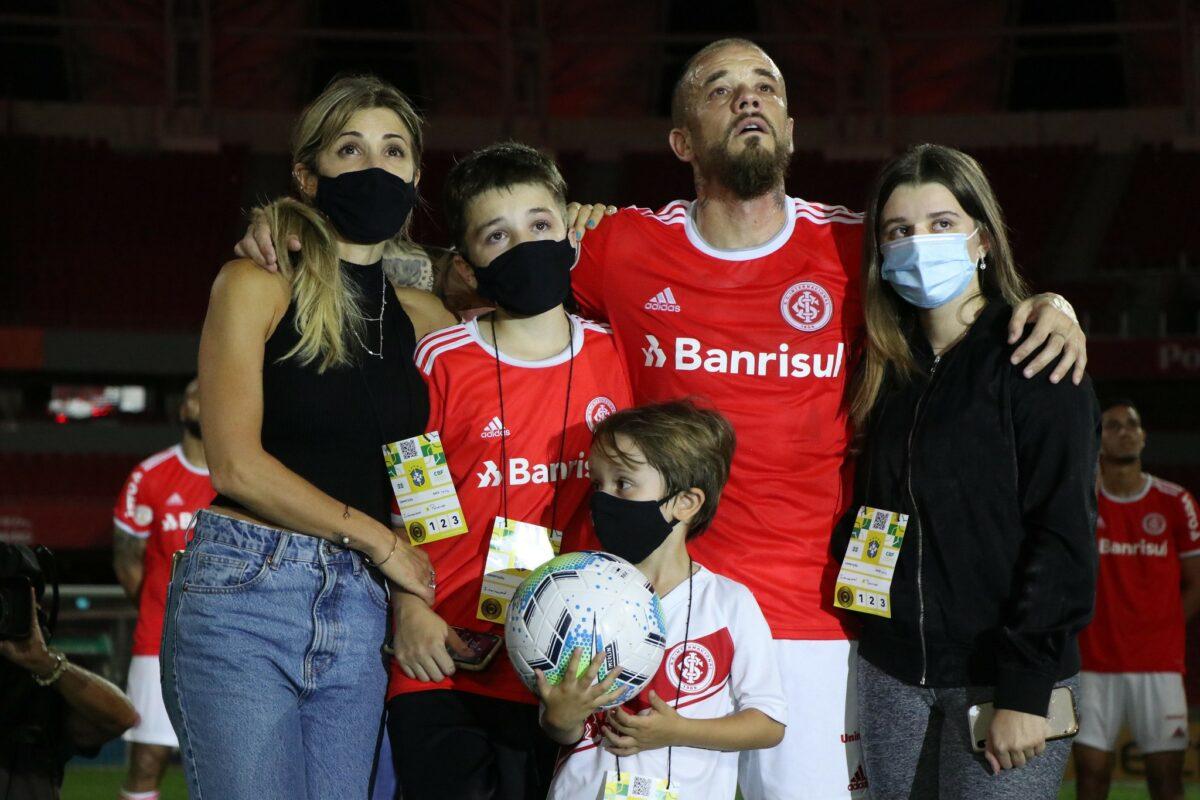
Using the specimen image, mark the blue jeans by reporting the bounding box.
[161,510,389,800]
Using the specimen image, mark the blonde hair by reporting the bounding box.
[270,75,424,372]
[850,144,1029,431]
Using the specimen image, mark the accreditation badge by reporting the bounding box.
[383,432,469,546]
[832,506,908,618]
[477,517,562,624]
[602,770,679,800]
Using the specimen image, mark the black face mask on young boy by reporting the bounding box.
[590,491,677,564]
[471,238,574,316]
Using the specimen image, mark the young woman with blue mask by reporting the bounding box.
[839,144,1100,799]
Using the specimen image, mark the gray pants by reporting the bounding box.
[856,656,1075,800]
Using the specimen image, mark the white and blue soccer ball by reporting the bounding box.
[505,551,667,708]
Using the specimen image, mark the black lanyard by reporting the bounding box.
[489,313,576,530]
[615,558,693,791]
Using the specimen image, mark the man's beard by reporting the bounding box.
[1105,453,1139,465]
[699,132,791,200]
[183,418,202,440]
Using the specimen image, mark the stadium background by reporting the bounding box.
[0,1,1197,797]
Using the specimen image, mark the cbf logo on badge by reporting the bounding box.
[780,281,833,333]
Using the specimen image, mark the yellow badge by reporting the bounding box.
[602,770,679,800]
[383,432,469,546]
[477,517,562,624]
[832,506,908,618]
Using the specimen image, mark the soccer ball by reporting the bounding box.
[505,551,667,708]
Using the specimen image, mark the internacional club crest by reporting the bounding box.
[666,641,716,694]
[585,396,618,432]
[780,281,834,333]
[1143,512,1168,536]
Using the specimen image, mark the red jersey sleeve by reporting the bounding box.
[572,213,622,322]
[114,465,156,539]
[1174,488,1200,557]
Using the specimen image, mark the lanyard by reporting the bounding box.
[615,558,693,791]
[490,313,576,530]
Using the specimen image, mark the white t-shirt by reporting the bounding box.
[548,564,787,800]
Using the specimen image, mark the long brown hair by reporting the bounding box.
[850,144,1029,430]
[269,75,424,372]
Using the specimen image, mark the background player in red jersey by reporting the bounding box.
[569,38,1089,800]
[1074,399,1200,800]
[111,379,214,800]
[385,142,633,800]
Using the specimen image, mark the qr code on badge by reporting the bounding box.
[631,776,653,796]
[399,439,419,460]
[871,509,889,531]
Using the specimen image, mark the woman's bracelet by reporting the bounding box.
[366,533,399,568]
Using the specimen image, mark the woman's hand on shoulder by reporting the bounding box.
[393,285,457,339]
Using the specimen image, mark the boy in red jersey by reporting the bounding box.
[112,379,214,800]
[385,142,632,800]
[1074,399,1200,800]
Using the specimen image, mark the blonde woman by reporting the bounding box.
[840,144,1099,799]
[161,76,454,799]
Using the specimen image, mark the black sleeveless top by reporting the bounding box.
[213,259,429,526]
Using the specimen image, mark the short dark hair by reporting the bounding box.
[443,141,568,254]
[670,37,772,128]
[1101,397,1140,416]
[591,400,736,538]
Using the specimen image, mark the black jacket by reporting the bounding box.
[838,301,1099,716]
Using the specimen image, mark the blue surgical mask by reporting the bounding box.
[881,229,981,309]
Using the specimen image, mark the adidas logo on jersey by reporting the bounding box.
[848,764,869,791]
[476,454,588,488]
[166,492,185,506]
[480,416,511,439]
[642,334,845,380]
[644,287,681,313]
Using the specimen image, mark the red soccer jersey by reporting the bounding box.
[1079,475,1200,673]
[572,199,865,639]
[113,445,214,656]
[387,314,633,704]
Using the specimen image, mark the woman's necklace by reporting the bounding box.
[351,272,387,359]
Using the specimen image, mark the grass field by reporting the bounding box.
[60,765,1200,800]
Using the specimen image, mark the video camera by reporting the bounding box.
[0,543,59,641]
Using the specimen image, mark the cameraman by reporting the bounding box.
[1,545,138,799]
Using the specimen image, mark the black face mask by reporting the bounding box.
[590,491,677,565]
[471,238,574,316]
[315,167,416,244]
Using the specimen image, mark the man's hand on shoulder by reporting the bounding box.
[233,204,301,271]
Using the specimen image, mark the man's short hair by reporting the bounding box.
[1101,397,1140,416]
[670,37,770,128]
[443,141,568,254]
[592,400,736,538]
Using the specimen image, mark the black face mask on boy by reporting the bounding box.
[315,167,416,244]
[470,238,574,316]
[590,491,678,565]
